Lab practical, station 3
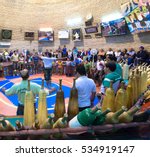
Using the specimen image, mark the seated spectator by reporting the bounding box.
[114,49,122,62]
[106,48,114,56]
[135,46,149,65]
[127,48,136,65]
[98,49,106,60]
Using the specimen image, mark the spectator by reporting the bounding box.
[136,46,149,65]
[99,62,122,95]
[75,64,96,111]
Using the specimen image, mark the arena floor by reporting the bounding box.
[0,74,99,116]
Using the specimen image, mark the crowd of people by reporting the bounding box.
[0,45,150,86]
[0,45,149,72]
[0,45,150,115]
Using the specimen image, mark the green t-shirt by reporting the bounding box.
[84,62,91,73]
[114,63,122,77]
[102,71,122,88]
[5,80,44,105]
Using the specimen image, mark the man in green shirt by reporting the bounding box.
[2,69,54,115]
[98,62,122,95]
[84,58,91,76]
[106,54,122,77]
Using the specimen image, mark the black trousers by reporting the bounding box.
[79,106,90,112]
[17,104,36,116]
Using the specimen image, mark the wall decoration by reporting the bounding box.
[101,18,127,37]
[95,33,102,38]
[38,30,54,41]
[85,13,93,26]
[58,30,69,39]
[84,34,92,39]
[84,26,98,34]
[138,0,150,6]
[72,28,82,41]
[1,29,12,40]
[121,0,138,16]
[125,4,150,33]
[24,32,34,40]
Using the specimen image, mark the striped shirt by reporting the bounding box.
[102,72,122,88]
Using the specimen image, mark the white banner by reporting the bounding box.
[0,140,149,157]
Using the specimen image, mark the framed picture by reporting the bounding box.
[95,33,102,38]
[84,34,92,39]
[38,30,54,41]
[85,26,98,34]
[101,18,127,37]
[24,32,34,40]
[72,28,82,41]
[58,30,69,39]
[1,29,12,40]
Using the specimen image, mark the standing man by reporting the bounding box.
[1,69,51,115]
[75,64,96,111]
[32,52,40,74]
[41,54,57,89]
[62,45,67,57]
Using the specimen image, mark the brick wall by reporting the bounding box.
[0,0,150,52]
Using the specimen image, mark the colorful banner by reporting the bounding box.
[125,4,150,33]
[121,0,139,16]
[121,0,150,15]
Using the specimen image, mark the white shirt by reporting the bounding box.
[41,57,56,68]
[75,76,96,108]
[11,54,19,62]
[106,51,114,55]
[127,51,135,56]
[96,60,104,71]
[115,51,121,57]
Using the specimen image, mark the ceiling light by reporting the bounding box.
[101,12,123,22]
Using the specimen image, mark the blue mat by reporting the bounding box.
[0,77,99,114]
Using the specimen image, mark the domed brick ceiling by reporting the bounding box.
[25,0,64,4]
[0,0,127,29]
[0,0,150,51]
